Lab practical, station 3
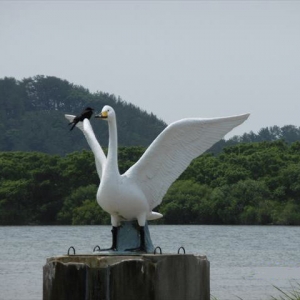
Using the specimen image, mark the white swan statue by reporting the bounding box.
[85,105,250,252]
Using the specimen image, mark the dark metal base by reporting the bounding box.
[94,220,155,254]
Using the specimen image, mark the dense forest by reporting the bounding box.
[2,75,300,155]
[0,76,166,155]
[1,140,300,226]
[1,75,300,226]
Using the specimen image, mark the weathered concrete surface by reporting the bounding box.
[43,254,210,300]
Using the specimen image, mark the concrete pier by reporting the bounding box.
[43,254,210,300]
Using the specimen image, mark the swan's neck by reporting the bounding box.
[106,118,119,175]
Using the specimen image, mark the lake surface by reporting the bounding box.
[0,225,299,300]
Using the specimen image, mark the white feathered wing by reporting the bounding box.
[125,113,250,210]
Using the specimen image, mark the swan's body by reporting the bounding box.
[95,107,162,228]
[66,105,250,251]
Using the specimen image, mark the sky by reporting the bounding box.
[1,1,300,138]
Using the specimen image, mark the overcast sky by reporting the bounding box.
[1,1,300,138]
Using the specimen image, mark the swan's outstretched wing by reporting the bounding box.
[125,113,250,210]
[65,115,106,180]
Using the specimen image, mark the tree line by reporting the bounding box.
[0,75,167,155]
[2,75,300,157]
[1,140,300,226]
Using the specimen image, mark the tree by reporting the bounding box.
[159,180,214,224]
[72,200,110,225]
[0,179,32,225]
[57,185,98,224]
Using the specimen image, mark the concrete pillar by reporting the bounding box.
[43,254,209,300]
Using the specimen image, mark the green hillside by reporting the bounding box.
[2,75,300,156]
[0,75,167,155]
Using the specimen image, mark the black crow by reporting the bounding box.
[69,107,94,131]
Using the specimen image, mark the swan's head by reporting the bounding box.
[95,105,115,121]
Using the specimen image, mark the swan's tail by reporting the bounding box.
[147,211,163,220]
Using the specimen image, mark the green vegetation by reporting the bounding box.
[0,75,166,155]
[2,75,300,156]
[211,283,300,300]
[1,75,300,225]
[270,283,300,300]
[1,140,300,225]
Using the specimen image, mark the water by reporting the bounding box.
[0,225,299,300]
